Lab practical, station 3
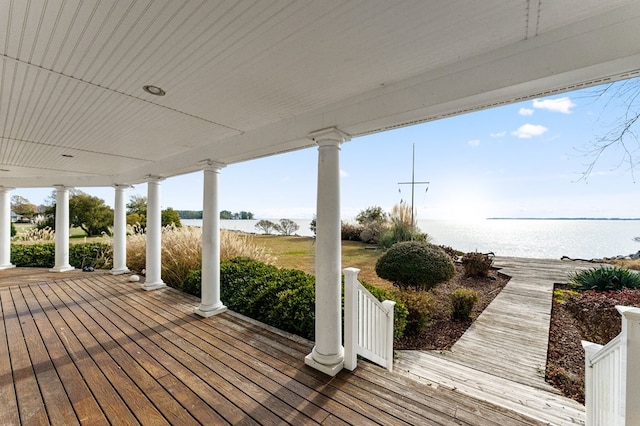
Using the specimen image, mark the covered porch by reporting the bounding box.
[0,270,543,425]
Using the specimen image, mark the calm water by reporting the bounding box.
[182,218,640,260]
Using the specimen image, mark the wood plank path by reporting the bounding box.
[0,269,546,425]
[396,257,598,426]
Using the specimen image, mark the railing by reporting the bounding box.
[582,306,640,425]
[343,267,395,372]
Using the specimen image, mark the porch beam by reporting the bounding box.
[143,177,166,290]
[195,161,227,317]
[305,127,350,376]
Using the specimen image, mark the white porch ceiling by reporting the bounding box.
[1,0,639,188]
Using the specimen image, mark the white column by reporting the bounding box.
[143,177,166,290]
[0,187,16,270]
[50,186,74,272]
[111,184,130,275]
[195,161,227,317]
[305,127,350,376]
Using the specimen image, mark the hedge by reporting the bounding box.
[10,242,113,269]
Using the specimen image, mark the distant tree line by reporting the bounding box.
[176,210,255,220]
[220,210,254,220]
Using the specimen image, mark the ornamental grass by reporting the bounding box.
[126,225,274,289]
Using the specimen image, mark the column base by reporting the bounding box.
[141,280,166,291]
[0,264,16,270]
[194,304,227,318]
[110,267,131,275]
[49,265,75,273]
[305,352,344,376]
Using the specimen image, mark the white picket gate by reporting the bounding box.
[582,306,640,425]
[343,267,396,372]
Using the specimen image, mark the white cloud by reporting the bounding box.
[532,97,576,114]
[340,169,349,177]
[490,131,507,138]
[512,124,548,139]
[519,107,534,116]
[467,139,480,147]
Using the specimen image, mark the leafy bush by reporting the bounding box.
[375,241,455,291]
[462,252,494,277]
[564,289,640,344]
[10,222,16,237]
[10,242,112,269]
[182,259,409,340]
[450,288,479,320]
[569,266,640,292]
[392,290,435,336]
[356,206,388,244]
[341,222,363,241]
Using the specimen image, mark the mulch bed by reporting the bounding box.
[394,264,509,350]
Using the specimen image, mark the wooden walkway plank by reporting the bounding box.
[66,276,303,425]
[0,288,20,426]
[2,287,49,425]
[32,283,139,425]
[10,286,79,426]
[41,282,170,425]
[52,279,200,426]
[88,276,370,426]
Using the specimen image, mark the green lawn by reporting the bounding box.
[249,234,393,289]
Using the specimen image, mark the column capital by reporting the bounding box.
[199,159,226,172]
[145,175,165,183]
[52,184,71,190]
[308,127,351,146]
[113,183,133,190]
[0,186,15,192]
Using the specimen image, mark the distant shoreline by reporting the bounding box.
[487,217,640,221]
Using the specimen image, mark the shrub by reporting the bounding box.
[392,290,435,336]
[10,222,16,237]
[12,226,55,242]
[275,219,299,236]
[462,252,494,277]
[438,245,460,260]
[255,219,277,235]
[569,266,640,292]
[564,289,640,344]
[10,242,112,269]
[341,222,363,241]
[450,288,479,320]
[182,259,409,340]
[375,241,455,291]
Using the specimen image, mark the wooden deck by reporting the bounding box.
[0,269,545,425]
[396,257,595,426]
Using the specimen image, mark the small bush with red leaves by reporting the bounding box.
[564,289,640,345]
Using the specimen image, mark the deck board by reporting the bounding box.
[0,269,550,425]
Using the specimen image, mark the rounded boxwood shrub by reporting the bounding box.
[375,241,455,291]
[393,289,435,336]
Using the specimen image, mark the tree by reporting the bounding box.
[11,195,37,219]
[127,194,147,217]
[255,219,277,235]
[309,216,317,236]
[276,219,299,236]
[582,78,640,181]
[220,210,233,219]
[355,206,389,244]
[68,191,114,236]
[356,206,387,224]
[161,207,182,227]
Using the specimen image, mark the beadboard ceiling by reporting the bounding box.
[1,0,640,187]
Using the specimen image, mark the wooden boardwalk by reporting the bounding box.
[0,269,545,425]
[396,257,596,426]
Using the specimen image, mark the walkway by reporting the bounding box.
[396,257,597,425]
[0,270,544,425]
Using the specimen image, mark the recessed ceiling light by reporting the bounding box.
[143,85,166,96]
[62,154,74,158]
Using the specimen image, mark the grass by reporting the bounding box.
[248,234,393,290]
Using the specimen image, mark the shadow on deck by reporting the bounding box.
[0,269,546,425]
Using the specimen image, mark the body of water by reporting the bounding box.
[182,218,640,260]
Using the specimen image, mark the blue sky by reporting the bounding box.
[17,79,640,221]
